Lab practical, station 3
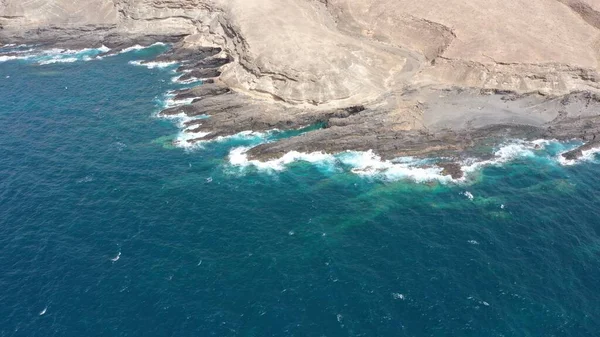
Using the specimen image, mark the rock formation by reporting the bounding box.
[3,0,600,172]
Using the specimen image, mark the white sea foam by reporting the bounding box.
[6,48,35,54]
[392,293,405,300]
[119,42,165,54]
[231,148,449,182]
[229,148,450,182]
[494,142,535,159]
[531,138,553,148]
[111,252,121,262]
[171,73,185,83]
[129,60,177,69]
[159,111,189,120]
[76,175,94,184]
[461,141,536,175]
[215,130,271,142]
[0,45,110,65]
[339,150,451,182]
[155,101,213,150]
[462,191,474,200]
[170,127,275,150]
[163,96,197,109]
[226,140,558,182]
[160,111,209,126]
[171,74,201,84]
[0,54,33,62]
[557,145,600,166]
[174,129,212,149]
[557,154,576,166]
[121,45,146,53]
[40,46,108,56]
[229,147,335,171]
[38,57,79,65]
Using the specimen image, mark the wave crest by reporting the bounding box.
[226,139,597,182]
[0,45,110,65]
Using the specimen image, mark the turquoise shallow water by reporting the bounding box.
[1,45,600,337]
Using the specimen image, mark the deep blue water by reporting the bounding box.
[1,46,600,337]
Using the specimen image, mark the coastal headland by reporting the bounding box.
[3,0,600,177]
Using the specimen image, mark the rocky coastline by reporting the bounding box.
[3,0,600,178]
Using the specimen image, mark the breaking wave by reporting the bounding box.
[129,60,177,69]
[0,43,173,67]
[226,139,600,183]
[0,45,110,65]
[128,43,600,183]
[0,54,33,62]
[228,147,450,182]
[171,71,202,84]
[117,42,165,54]
[557,147,600,166]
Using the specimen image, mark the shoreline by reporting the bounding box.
[3,32,600,180]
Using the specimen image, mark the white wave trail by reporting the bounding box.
[1,45,110,64]
[118,42,165,54]
[129,60,177,69]
[461,141,537,174]
[163,96,197,109]
[337,150,450,182]
[175,129,275,150]
[0,54,33,62]
[38,57,79,65]
[229,147,452,182]
[97,45,111,53]
[227,140,559,182]
[229,147,447,182]
[215,130,271,142]
[158,111,208,125]
[174,129,212,149]
[229,147,335,171]
[39,46,110,57]
[171,73,201,84]
[111,252,121,262]
[557,146,600,166]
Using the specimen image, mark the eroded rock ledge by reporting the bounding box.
[3,0,600,177]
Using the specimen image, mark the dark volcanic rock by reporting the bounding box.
[562,140,600,160]
[159,105,195,116]
[179,68,221,81]
[101,34,185,49]
[438,162,464,179]
[154,46,222,63]
[173,84,230,100]
[177,56,232,72]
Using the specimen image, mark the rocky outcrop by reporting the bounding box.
[3,0,600,166]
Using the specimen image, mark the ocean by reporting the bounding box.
[1,44,599,337]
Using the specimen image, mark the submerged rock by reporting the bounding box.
[437,163,464,179]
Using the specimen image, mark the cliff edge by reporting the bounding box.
[3,0,600,167]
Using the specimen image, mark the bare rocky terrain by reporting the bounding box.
[2,0,600,174]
